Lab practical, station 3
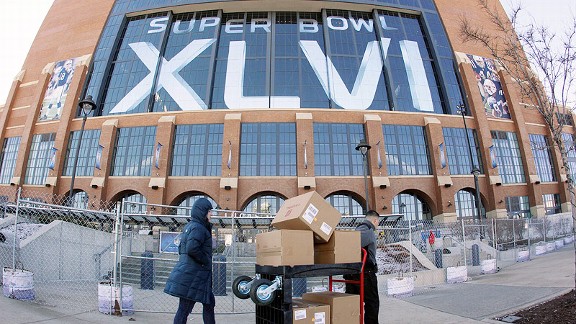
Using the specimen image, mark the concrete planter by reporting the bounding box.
[2,267,35,300]
[446,266,467,283]
[517,250,529,262]
[480,259,497,274]
[387,276,414,297]
[98,283,134,315]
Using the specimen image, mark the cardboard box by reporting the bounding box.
[302,292,360,324]
[292,298,330,324]
[256,230,313,266]
[271,191,342,243]
[314,230,361,264]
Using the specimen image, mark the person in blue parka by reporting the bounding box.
[164,198,215,324]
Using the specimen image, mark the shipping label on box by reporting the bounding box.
[293,299,330,324]
[314,230,361,264]
[302,292,360,324]
[272,191,342,243]
[256,230,314,266]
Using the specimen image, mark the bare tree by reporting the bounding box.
[459,0,576,294]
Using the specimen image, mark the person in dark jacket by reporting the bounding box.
[345,209,380,324]
[164,198,215,324]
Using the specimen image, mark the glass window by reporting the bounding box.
[274,12,330,108]
[562,133,576,180]
[90,8,463,114]
[324,10,390,110]
[314,123,365,176]
[454,189,484,219]
[0,137,21,184]
[111,126,157,176]
[505,195,530,218]
[240,123,296,176]
[529,134,556,182]
[171,124,223,176]
[176,194,217,216]
[326,193,363,216]
[383,125,431,175]
[101,13,169,115]
[442,127,483,175]
[243,194,285,214]
[63,129,101,176]
[211,12,271,109]
[542,193,561,215]
[377,11,443,113]
[391,193,431,221]
[152,11,220,112]
[491,131,525,184]
[556,112,574,126]
[25,133,56,185]
[120,192,147,214]
[70,191,89,209]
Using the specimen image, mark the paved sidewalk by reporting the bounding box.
[1,246,573,323]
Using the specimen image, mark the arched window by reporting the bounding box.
[455,189,484,219]
[176,194,217,216]
[243,195,285,215]
[70,190,89,209]
[392,193,431,221]
[119,192,147,214]
[325,194,363,216]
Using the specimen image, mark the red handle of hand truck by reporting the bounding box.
[328,248,368,324]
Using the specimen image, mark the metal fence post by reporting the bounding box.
[12,187,22,271]
[408,218,413,275]
[461,219,467,266]
[113,202,121,289]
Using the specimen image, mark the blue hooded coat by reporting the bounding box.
[164,198,215,305]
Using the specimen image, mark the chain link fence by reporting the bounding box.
[0,186,573,316]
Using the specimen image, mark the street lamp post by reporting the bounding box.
[457,103,482,222]
[355,139,372,212]
[68,95,97,206]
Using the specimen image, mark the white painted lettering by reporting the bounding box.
[349,16,373,32]
[225,41,300,109]
[299,18,318,33]
[400,40,433,112]
[300,40,383,110]
[148,17,169,34]
[109,39,215,114]
[199,17,220,31]
[251,18,271,33]
[225,19,244,33]
[327,16,348,30]
[173,19,196,34]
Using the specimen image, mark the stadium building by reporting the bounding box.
[0,0,571,221]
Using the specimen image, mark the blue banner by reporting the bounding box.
[95,145,103,170]
[48,147,57,170]
[155,142,162,169]
[490,145,497,168]
[439,142,446,169]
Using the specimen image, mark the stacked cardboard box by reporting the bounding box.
[292,298,330,324]
[254,192,362,323]
[302,291,360,323]
[256,191,361,266]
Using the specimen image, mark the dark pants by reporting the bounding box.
[345,272,379,324]
[173,296,215,324]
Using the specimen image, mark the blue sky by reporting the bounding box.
[0,0,574,105]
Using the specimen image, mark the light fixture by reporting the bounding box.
[457,102,482,222]
[355,139,372,211]
[68,95,97,205]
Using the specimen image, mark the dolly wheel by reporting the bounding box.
[232,275,253,299]
[250,279,276,306]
